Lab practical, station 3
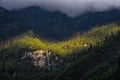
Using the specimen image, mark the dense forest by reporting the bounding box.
[1,7,120,41]
[0,22,120,80]
[0,6,120,80]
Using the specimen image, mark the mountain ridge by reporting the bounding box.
[1,6,120,41]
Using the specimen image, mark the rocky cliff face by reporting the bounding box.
[19,50,64,71]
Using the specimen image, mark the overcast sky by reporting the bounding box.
[0,0,120,17]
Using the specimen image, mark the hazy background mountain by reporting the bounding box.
[1,6,120,41]
[1,0,120,17]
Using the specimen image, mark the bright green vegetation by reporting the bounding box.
[32,29,120,80]
[1,23,120,56]
[39,28,120,80]
[0,22,120,80]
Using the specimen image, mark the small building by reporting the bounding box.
[83,43,88,47]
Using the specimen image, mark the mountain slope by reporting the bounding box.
[0,6,73,41]
[34,25,120,80]
[1,7,120,41]
[0,22,120,80]
[74,9,120,30]
[1,23,120,55]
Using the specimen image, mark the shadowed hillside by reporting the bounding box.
[1,7,120,41]
[0,22,120,80]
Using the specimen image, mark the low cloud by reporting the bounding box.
[0,0,120,17]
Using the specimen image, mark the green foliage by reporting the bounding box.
[0,23,120,80]
[1,23,120,56]
[43,31,120,80]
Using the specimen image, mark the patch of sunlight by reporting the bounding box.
[1,23,120,56]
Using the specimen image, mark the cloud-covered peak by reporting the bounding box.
[0,0,120,17]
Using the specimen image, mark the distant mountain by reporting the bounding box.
[0,7,73,41]
[0,6,120,41]
[74,9,120,30]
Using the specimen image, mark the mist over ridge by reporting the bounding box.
[0,0,120,17]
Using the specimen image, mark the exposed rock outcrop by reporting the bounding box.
[21,50,64,71]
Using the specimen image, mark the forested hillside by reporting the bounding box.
[0,22,120,80]
[1,7,120,41]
